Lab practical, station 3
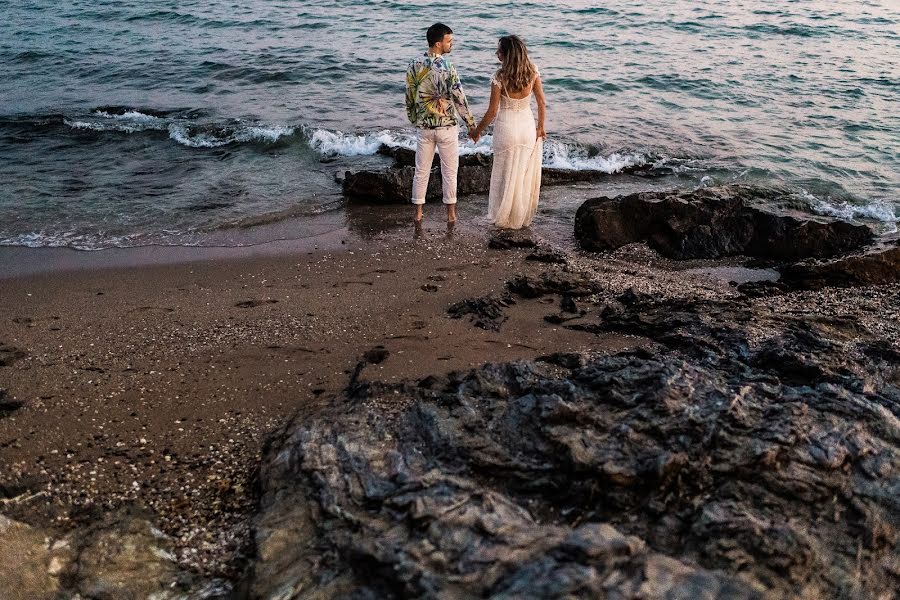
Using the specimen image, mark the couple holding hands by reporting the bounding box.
[405,23,546,229]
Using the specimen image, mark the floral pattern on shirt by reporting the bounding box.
[406,53,476,130]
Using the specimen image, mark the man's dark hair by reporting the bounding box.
[427,23,452,47]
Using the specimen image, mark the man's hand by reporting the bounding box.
[468,129,480,143]
[536,126,546,139]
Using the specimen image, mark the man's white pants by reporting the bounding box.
[411,125,459,205]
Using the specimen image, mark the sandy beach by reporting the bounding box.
[3,196,900,599]
[1,218,651,576]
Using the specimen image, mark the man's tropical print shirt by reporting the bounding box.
[406,53,476,130]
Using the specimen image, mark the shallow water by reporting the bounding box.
[1,0,897,249]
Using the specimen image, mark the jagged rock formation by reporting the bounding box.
[574,185,874,260]
[244,289,899,599]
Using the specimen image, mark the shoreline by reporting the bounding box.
[2,210,899,596]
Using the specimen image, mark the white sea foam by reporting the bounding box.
[167,123,295,148]
[93,109,166,124]
[1,230,143,251]
[541,139,648,172]
[307,128,417,156]
[799,189,898,228]
[306,128,650,172]
[64,119,108,131]
[65,110,168,133]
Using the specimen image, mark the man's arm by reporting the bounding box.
[448,64,477,131]
[405,62,417,125]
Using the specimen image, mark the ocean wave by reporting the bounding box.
[798,190,898,227]
[168,123,296,148]
[307,128,417,156]
[59,109,298,147]
[542,140,649,172]
[64,109,168,133]
[305,127,652,173]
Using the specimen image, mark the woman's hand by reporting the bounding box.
[536,125,546,139]
[469,128,481,143]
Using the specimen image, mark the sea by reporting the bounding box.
[1,0,897,250]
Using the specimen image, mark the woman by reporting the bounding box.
[471,35,546,230]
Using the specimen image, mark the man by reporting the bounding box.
[405,23,477,224]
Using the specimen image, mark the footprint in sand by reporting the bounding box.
[0,344,27,367]
[0,389,24,416]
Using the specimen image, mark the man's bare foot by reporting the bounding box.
[414,207,423,223]
[447,206,457,223]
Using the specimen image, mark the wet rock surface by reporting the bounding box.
[447,293,516,331]
[778,243,900,290]
[343,145,655,202]
[343,164,494,204]
[574,185,874,260]
[488,228,539,250]
[245,281,899,599]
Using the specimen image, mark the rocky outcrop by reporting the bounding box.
[343,163,493,204]
[343,145,656,202]
[0,511,228,600]
[243,289,899,599]
[778,243,900,290]
[574,185,874,260]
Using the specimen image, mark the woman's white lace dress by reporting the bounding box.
[488,72,542,229]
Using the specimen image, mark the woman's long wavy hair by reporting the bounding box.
[496,35,537,93]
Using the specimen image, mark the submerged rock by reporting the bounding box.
[574,185,874,260]
[244,293,899,599]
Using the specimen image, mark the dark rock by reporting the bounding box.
[507,272,598,299]
[246,293,900,598]
[736,280,790,297]
[543,313,581,325]
[363,347,390,365]
[778,244,900,290]
[377,145,492,169]
[447,293,515,331]
[488,229,538,250]
[617,287,654,306]
[344,145,662,203]
[537,352,587,369]
[574,185,874,260]
[560,293,579,314]
[343,165,493,203]
[525,249,568,264]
